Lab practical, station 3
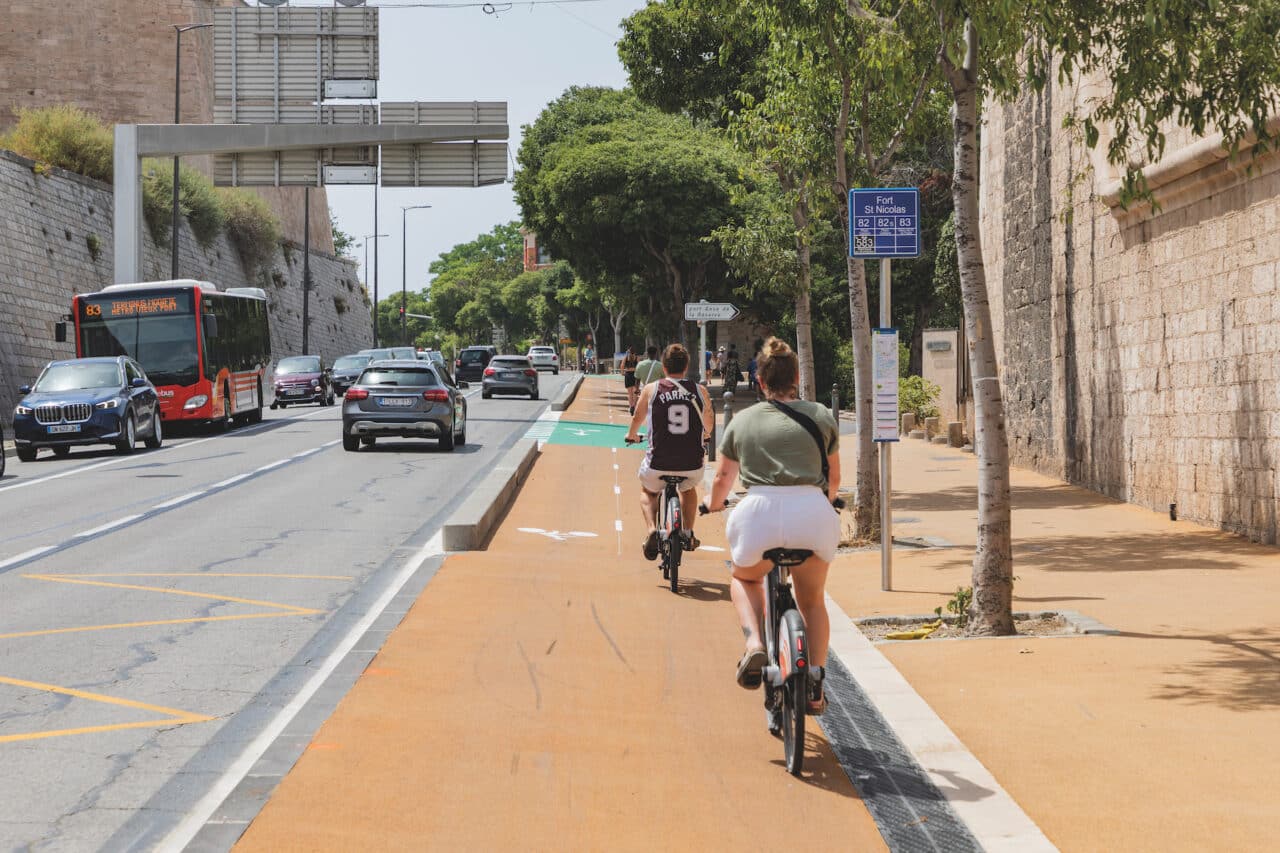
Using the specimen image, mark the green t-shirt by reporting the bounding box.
[634,359,664,385]
[719,400,839,490]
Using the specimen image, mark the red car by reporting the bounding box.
[270,355,335,408]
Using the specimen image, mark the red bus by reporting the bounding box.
[72,280,271,426]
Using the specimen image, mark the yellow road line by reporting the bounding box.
[59,573,353,581]
[0,674,211,744]
[0,611,312,641]
[23,575,322,613]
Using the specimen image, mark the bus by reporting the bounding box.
[71,280,271,426]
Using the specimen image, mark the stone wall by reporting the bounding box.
[980,74,1280,544]
[0,150,372,419]
[0,0,333,251]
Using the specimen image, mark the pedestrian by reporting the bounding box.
[622,347,640,413]
[747,351,759,400]
[722,343,741,397]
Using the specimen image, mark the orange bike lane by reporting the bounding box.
[234,377,889,851]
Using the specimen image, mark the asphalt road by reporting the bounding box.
[0,373,569,851]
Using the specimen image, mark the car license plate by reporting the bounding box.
[48,424,79,434]
[378,397,414,408]
[502,372,520,379]
[285,388,305,395]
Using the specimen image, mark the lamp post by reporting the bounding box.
[401,204,431,347]
[362,233,388,345]
[171,22,214,280]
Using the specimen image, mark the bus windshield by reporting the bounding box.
[78,292,199,387]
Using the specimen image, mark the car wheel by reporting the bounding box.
[145,413,163,449]
[438,422,456,452]
[342,432,360,452]
[361,436,376,447]
[270,401,279,410]
[481,389,492,400]
[52,446,71,458]
[16,447,37,463]
[553,368,559,375]
[116,413,137,454]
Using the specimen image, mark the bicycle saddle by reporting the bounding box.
[763,548,813,566]
[661,475,688,483]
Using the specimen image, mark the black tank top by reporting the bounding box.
[647,378,705,471]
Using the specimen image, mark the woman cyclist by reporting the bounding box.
[703,338,841,714]
[621,348,640,414]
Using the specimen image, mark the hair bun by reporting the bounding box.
[766,339,791,357]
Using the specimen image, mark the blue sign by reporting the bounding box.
[849,187,920,259]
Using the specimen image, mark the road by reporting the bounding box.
[0,373,569,851]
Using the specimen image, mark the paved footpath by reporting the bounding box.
[235,378,887,851]
[235,376,1280,851]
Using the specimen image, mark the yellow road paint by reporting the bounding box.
[0,674,211,744]
[0,611,312,641]
[23,574,323,613]
[61,573,353,581]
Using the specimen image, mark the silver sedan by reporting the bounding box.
[481,356,540,399]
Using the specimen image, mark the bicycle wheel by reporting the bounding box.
[780,610,808,775]
[666,493,682,592]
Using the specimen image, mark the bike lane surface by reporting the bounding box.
[234,378,888,851]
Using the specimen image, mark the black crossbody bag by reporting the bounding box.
[768,401,844,508]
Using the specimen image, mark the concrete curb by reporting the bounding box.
[440,439,540,551]
[550,372,584,413]
[855,609,1119,636]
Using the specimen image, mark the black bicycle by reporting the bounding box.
[624,437,688,592]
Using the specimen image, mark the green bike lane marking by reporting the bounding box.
[544,421,647,449]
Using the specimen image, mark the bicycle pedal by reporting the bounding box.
[762,664,783,687]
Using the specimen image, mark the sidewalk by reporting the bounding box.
[235,379,1280,851]
[235,378,886,851]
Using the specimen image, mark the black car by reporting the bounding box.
[330,354,373,396]
[455,345,497,383]
[12,356,162,460]
[341,360,468,452]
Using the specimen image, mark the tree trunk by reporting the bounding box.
[945,20,1014,636]
[847,257,879,537]
[786,178,817,401]
[609,305,628,357]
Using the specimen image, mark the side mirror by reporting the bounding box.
[457,380,470,389]
[18,385,31,395]
[54,322,67,343]
[203,313,219,339]
[130,377,147,388]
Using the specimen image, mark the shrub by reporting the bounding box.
[140,160,173,246]
[86,233,102,262]
[333,295,348,314]
[137,160,225,249]
[218,188,281,275]
[899,374,941,422]
[1,105,113,182]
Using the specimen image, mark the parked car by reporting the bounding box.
[482,356,540,400]
[526,345,559,374]
[331,354,373,396]
[12,356,162,460]
[271,355,334,408]
[455,345,497,382]
[342,360,468,452]
[417,349,447,367]
[360,346,418,362]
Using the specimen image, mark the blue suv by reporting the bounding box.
[13,356,162,461]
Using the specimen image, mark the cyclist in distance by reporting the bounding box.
[703,337,841,714]
[625,343,713,561]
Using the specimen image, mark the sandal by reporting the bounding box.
[682,531,700,551]
[736,647,767,690]
[642,530,660,561]
[807,665,827,715]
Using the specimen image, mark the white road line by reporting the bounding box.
[211,473,251,489]
[614,519,623,532]
[824,595,1059,853]
[156,531,447,853]
[74,514,142,539]
[152,490,206,510]
[613,485,621,495]
[0,546,55,571]
[255,460,288,473]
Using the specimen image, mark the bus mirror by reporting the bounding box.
[203,314,219,339]
[54,322,67,343]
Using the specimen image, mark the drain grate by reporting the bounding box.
[820,653,981,852]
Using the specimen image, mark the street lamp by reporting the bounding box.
[401,204,431,347]
[171,22,214,280]
[362,233,388,345]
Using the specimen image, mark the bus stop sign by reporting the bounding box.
[849,188,920,259]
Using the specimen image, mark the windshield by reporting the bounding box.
[333,355,371,370]
[78,293,198,387]
[36,362,122,392]
[493,359,530,369]
[359,368,438,387]
[360,349,397,361]
[277,356,321,374]
[460,350,488,364]
[530,348,553,354]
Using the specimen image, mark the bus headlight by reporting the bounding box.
[184,395,209,410]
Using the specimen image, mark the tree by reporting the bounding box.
[331,212,355,258]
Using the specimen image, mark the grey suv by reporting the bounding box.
[341,360,468,452]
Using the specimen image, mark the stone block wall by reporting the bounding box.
[980,74,1280,544]
[0,151,372,420]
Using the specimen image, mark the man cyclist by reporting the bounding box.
[634,346,663,386]
[625,344,713,561]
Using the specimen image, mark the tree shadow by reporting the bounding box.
[927,530,1255,574]
[1120,628,1280,711]
[893,483,1116,513]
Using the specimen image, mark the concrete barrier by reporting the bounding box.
[441,439,540,551]
[551,372,585,413]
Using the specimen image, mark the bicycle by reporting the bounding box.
[701,497,844,775]
[625,437,688,593]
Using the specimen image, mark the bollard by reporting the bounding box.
[704,382,716,462]
[723,390,735,429]
[947,421,965,447]
[901,412,917,434]
[924,416,941,438]
[831,383,839,419]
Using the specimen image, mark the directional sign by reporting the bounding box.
[684,302,739,322]
[849,188,920,259]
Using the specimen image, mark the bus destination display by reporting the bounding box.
[81,293,191,319]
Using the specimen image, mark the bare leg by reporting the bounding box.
[789,557,831,666]
[731,559,771,652]
[639,489,660,534]
[680,487,699,533]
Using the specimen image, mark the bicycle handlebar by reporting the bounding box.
[700,496,844,515]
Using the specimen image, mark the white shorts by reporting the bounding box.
[638,459,702,494]
[725,485,840,566]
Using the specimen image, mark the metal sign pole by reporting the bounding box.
[880,257,892,590]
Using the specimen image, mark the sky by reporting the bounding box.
[299,0,649,302]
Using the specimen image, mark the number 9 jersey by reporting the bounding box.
[646,378,706,471]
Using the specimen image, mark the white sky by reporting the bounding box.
[307,0,648,301]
